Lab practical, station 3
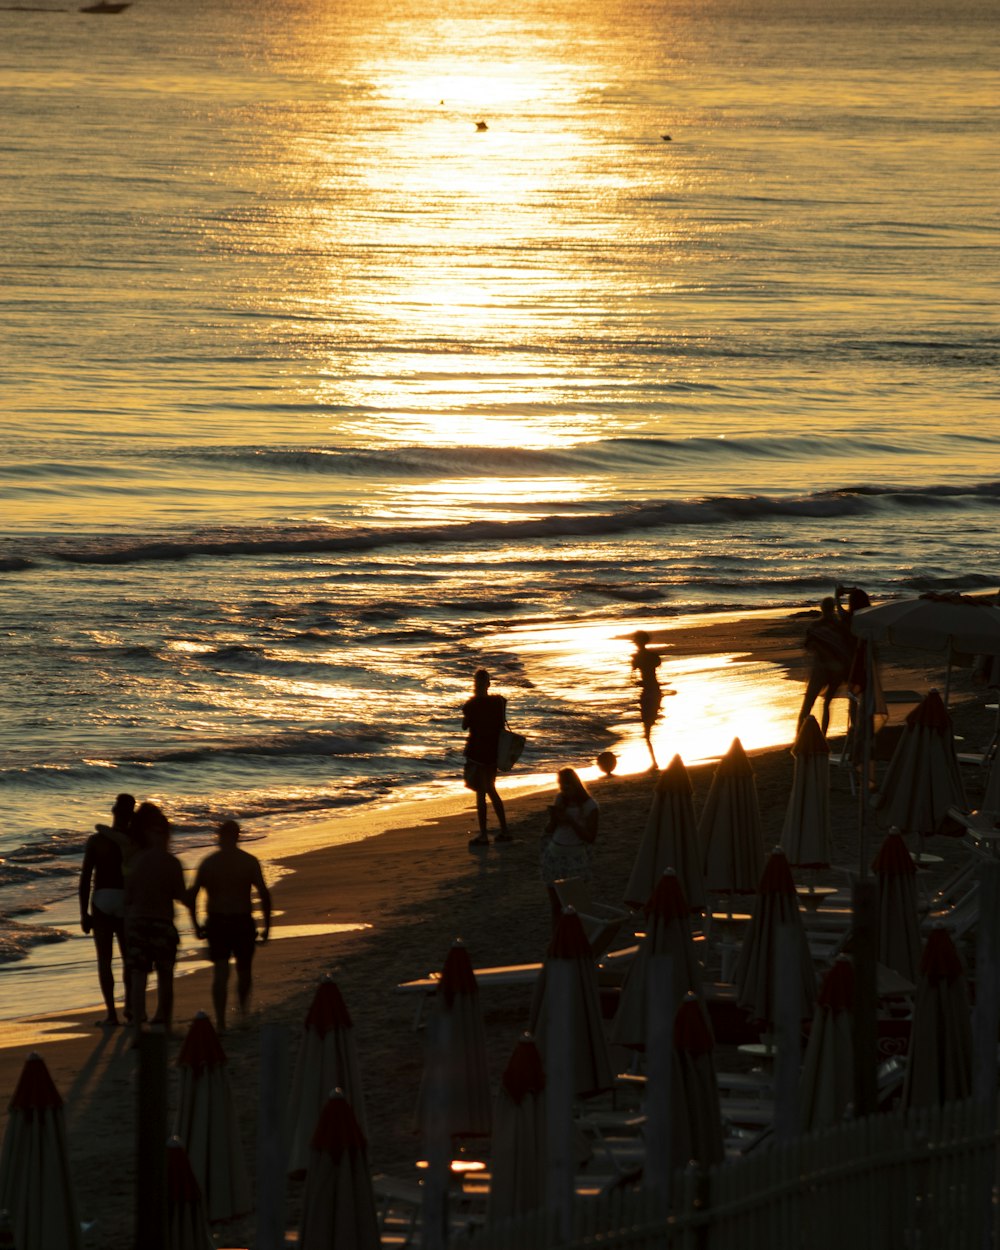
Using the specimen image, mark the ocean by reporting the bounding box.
[1,0,997,998]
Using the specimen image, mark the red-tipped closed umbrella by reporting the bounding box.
[298,1090,380,1250]
[902,927,973,1109]
[875,690,967,839]
[488,1034,546,1224]
[699,738,765,894]
[733,847,816,1026]
[872,831,922,983]
[781,716,832,868]
[165,1136,214,1250]
[672,993,724,1168]
[529,909,614,1097]
[612,869,702,1047]
[0,1053,82,1250]
[415,941,492,1139]
[799,957,854,1130]
[624,755,705,911]
[174,1012,252,1223]
[288,976,367,1176]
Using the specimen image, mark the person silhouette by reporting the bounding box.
[79,793,134,1025]
[631,631,673,768]
[462,668,511,848]
[188,820,271,1033]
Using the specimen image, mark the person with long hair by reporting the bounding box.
[541,767,599,928]
[631,631,673,768]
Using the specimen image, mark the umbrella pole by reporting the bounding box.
[643,955,674,1213]
[256,1023,289,1250]
[850,881,878,1118]
[857,644,876,880]
[944,648,953,708]
[421,1011,453,1250]
[134,1030,167,1250]
[545,960,576,1244]
[772,925,801,1143]
[973,861,1000,1250]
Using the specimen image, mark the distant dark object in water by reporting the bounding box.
[597,751,617,776]
[661,134,672,141]
[79,1,131,10]
[475,120,488,131]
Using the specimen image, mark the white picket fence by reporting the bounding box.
[455,1098,997,1250]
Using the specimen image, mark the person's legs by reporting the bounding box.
[92,913,118,1023]
[154,960,174,1031]
[211,959,230,1032]
[475,788,489,837]
[235,955,254,1018]
[484,780,508,837]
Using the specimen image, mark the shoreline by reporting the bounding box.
[1,606,994,1247]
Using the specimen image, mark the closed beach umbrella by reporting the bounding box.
[624,755,705,912]
[780,715,832,868]
[165,1137,214,1250]
[174,1012,252,1223]
[800,957,854,1131]
[902,927,973,1109]
[612,869,702,1048]
[872,831,922,983]
[415,940,492,1139]
[671,993,724,1168]
[288,975,367,1176]
[876,690,966,839]
[488,1034,546,1224]
[298,1090,380,1250]
[733,847,816,1026]
[699,738,765,895]
[0,1053,81,1250]
[529,909,614,1098]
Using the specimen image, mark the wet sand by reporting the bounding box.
[1,608,993,1248]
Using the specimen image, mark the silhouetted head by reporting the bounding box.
[632,630,650,648]
[131,800,169,849]
[217,819,240,846]
[848,588,870,613]
[474,668,491,694]
[112,793,135,830]
[556,767,590,804]
[820,596,836,617]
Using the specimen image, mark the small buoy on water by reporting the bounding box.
[597,751,617,776]
[475,120,488,131]
[661,134,672,141]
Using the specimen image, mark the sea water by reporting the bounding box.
[1,0,997,984]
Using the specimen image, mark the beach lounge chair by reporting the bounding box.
[554,878,634,959]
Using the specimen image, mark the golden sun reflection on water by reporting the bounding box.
[494,610,848,779]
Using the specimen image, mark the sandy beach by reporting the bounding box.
[2,608,994,1248]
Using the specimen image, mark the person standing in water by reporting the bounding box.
[79,792,134,1026]
[188,820,271,1033]
[462,668,511,849]
[631,631,673,768]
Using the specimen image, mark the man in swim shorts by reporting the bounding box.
[79,793,135,1025]
[123,803,188,1043]
[188,820,271,1032]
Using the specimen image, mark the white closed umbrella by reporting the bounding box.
[799,957,854,1131]
[699,738,765,896]
[876,690,966,841]
[298,1090,380,1250]
[0,1053,81,1250]
[901,927,973,1110]
[612,869,702,1048]
[174,1012,252,1223]
[415,940,492,1140]
[165,1137,214,1250]
[672,993,724,1168]
[733,847,816,1027]
[624,755,705,912]
[529,909,614,1098]
[287,976,367,1176]
[872,831,922,984]
[781,715,832,868]
[488,1034,546,1224]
